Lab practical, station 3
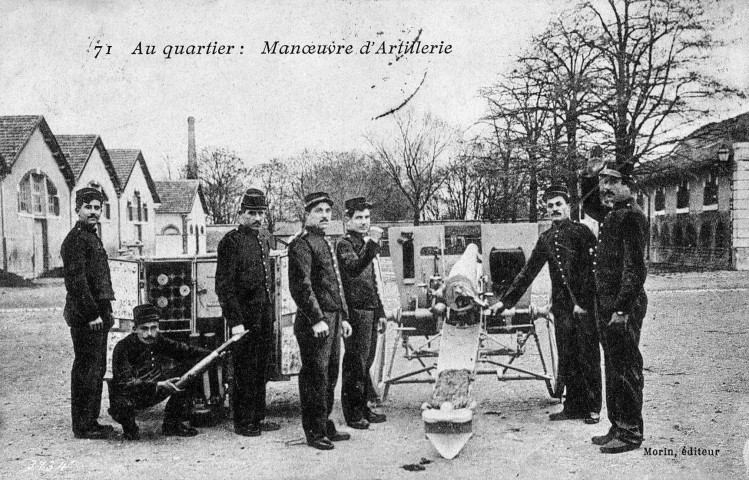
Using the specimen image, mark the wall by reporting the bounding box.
[118,161,157,256]
[2,128,71,277]
[74,148,120,255]
[732,143,749,269]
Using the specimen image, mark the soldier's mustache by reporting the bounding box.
[252,221,261,226]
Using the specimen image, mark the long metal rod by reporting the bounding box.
[383,365,436,384]
[481,359,551,380]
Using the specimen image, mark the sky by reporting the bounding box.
[1,0,747,180]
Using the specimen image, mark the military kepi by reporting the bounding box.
[240,188,268,211]
[75,187,103,207]
[599,161,633,180]
[133,304,161,326]
[304,191,333,211]
[543,184,569,202]
[344,196,373,213]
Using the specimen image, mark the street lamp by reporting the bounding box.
[718,145,731,162]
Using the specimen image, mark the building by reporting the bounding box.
[0,115,75,277]
[638,111,749,269]
[109,149,161,256]
[57,135,122,255]
[154,180,208,256]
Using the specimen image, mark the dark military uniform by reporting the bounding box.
[215,224,275,430]
[108,333,210,427]
[288,225,349,442]
[336,230,383,423]
[501,219,601,415]
[582,175,649,445]
[61,220,115,436]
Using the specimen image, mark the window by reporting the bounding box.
[654,188,665,212]
[676,179,690,210]
[143,203,148,222]
[189,224,194,234]
[703,173,718,206]
[104,201,111,219]
[135,224,142,242]
[162,225,180,235]
[17,171,59,217]
[200,226,204,234]
[134,192,142,221]
[46,178,59,216]
[127,201,133,221]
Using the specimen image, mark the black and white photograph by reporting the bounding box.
[1,0,748,478]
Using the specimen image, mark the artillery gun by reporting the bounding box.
[375,224,560,459]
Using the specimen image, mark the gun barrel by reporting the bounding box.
[174,331,246,389]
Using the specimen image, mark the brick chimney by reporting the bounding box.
[187,116,198,179]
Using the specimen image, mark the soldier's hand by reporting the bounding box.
[88,317,104,331]
[608,312,628,327]
[312,321,329,338]
[369,226,384,243]
[573,305,587,317]
[341,320,352,338]
[377,317,387,334]
[231,325,246,336]
[490,301,505,314]
[157,377,182,394]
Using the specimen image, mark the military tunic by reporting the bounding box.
[336,231,383,423]
[288,226,348,441]
[61,221,115,435]
[582,175,649,445]
[108,333,210,425]
[215,224,276,428]
[501,219,601,414]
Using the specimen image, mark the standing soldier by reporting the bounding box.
[336,197,387,430]
[215,188,281,437]
[62,186,116,439]
[491,184,601,424]
[288,191,353,450]
[582,161,649,454]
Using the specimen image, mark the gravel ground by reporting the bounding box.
[0,272,747,479]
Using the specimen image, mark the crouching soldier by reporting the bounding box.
[108,304,211,440]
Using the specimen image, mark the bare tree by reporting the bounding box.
[483,65,552,222]
[580,0,743,166]
[249,158,296,233]
[196,147,249,224]
[367,111,455,225]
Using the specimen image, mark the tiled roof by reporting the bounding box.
[57,135,123,192]
[108,149,161,203]
[0,115,40,166]
[638,111,749,184]
[0,115,75,188]
[56,135,98,179]
[155,180,204,213]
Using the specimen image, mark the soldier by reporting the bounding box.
[215,188,281,437]
[108,304,212,440]
[582,161,648,454]
[62,186,116,439]
[336,197,387,430]
[288,191,353,450]
[491,184,601,424]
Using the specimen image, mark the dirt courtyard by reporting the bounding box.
[1,271,748,479]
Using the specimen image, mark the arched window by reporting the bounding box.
[189,224,194,234]
[162,225,180,235]
[700,224,712,249]
[703,173,718,206]
[134,191,142,221]
[661,224,671,247]
[127,201,133,221]
[654,188,665,212]
[676,179,690,210]
[200,226,205,234]
[17,171,60,216]
[143,203,148,222]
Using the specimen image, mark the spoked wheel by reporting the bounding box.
[534,316,563,399]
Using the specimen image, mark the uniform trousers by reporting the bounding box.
[341,308,378,422]
[596,292,647,445]
[108,361,192,427]
[70,326,109,434]
[296,311,342,441]
[232,303,274,428]
[554,308,602,415]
